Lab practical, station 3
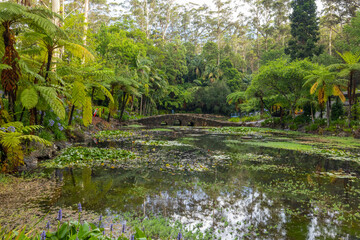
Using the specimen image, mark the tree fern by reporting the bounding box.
[34,86,65,120]
[95,83,114,104]
[71,81,87,107]
[60,40,95,63]
[0,121,51,172]
[0,132,22,149]
[0,64,11,71]
[20,86,38,109]
[83,97,92,127]
[19,135,51,146]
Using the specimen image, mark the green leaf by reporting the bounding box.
[20,87,38,109]
[135,227,147,240]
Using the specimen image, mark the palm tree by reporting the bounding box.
[0,2,58,118]
[304,65,346,126]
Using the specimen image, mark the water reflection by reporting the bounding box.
[47,131,360,239]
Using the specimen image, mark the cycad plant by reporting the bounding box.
[0,121,50,173]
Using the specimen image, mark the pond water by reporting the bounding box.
[43,128,360,239]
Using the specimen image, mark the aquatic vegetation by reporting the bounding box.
[93,130,135,141]
[42,147,136,168]
[230,153,274,163]
[135,140,190,147]
[147,128,173,132]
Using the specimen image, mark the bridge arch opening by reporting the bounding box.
[173,119,182,126]
[188,121,195,126]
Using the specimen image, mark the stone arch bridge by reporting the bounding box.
[129,114,244,127]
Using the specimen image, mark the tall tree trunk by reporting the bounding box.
[326,97,331,127]
[347,72,353,127]
[68,104,75,125]
[44,48,53,82]
[83,0,89,45]
[19,107,26,122]
[310,104,314,124]
[140,95,143,115]
[91,87,95,102]
[2,21,20,119]
[119,92,129,122]
[329,28,332,56]
[291,105,296,119]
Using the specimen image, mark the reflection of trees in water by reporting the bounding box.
[48,130,360,239]
[55,168,113,211]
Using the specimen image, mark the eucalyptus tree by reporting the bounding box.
[321,0,359,23]
[127,0,159,39]
[206,0,236,66]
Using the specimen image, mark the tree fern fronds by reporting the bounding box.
[0,64,11,71]
[60,40,95,62]
[72,81,88,107]
[0,132,22,149]
[1,122,24,131]
[310,82,318,95]
[22,11,58,34]
[18,59,45,82]
[227,91,246,104]
[19,135,51,146]
[83,97,92,127]
[21,125,43,134]
[95,83,114,104]
[46,71,66,86]
[34,86,65,120]
[18,47,44,57]
[20,86,38,109]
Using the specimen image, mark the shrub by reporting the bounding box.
[289,124,298,130]
[228,117,240,122]
[310,123,319,131]
[332,100,344,121]
[294,114,310,124]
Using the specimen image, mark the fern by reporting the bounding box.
[0,63,11,70]
[72,81,87,107]
[20,86,38,109]
[95,83,114,104]
[59,40,95,63]
[35,86,65,120]
[0,132,22,149]
[83,97,92,127]
[19,135,51,146]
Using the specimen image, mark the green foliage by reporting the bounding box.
[43,147,136,168]
[93,130,134,141]
[0,122,50,172]
[193,81,233,115]
[331,99,344,120]
[0,220,148,240]
[285,0,322,60]
[20,87,38,109]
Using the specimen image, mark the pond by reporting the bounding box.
[41,127,360,239]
